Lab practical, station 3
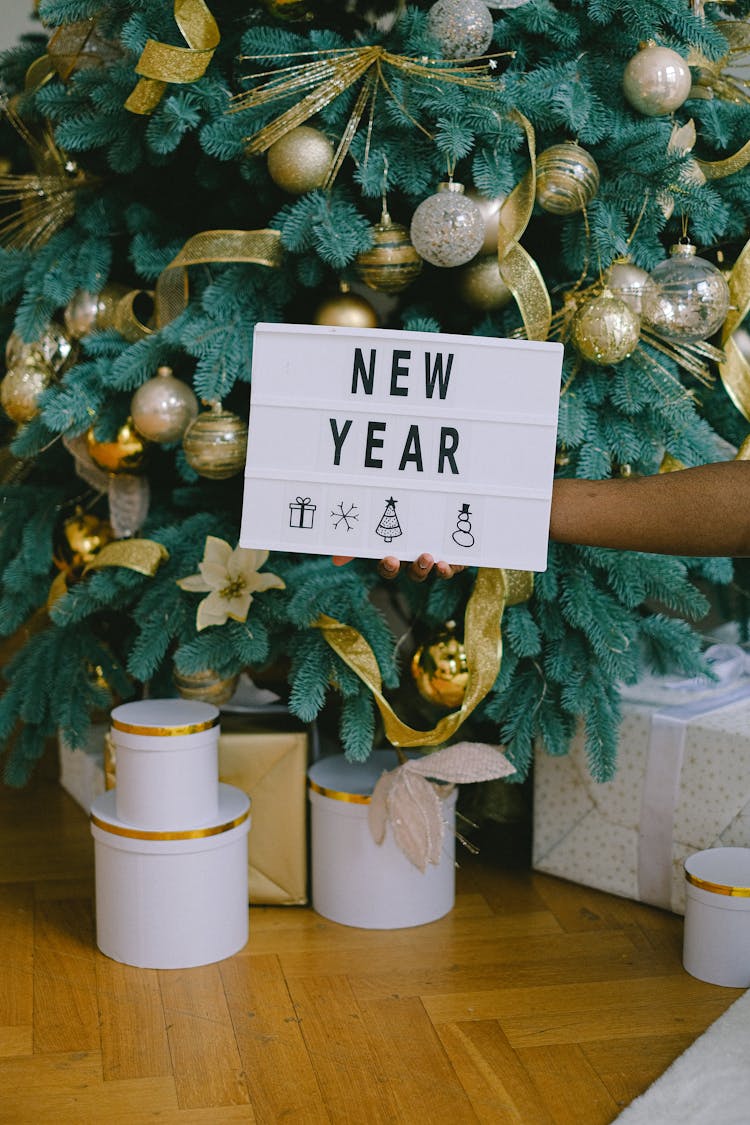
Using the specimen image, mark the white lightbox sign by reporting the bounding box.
[240,323,563,571]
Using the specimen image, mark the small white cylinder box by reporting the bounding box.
[91,784,250,969]
[308,751,457,930]
[110,699,220,829]
[683,847,750,987]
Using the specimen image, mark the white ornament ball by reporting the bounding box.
[622,42,692,117]
[130,366,199,444]
[426,0,494,60]
[607,259,658,315]
[410,183,485,268]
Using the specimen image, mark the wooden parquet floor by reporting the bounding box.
[0,769,742,1125]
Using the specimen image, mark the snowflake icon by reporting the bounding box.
[331,500,359,532]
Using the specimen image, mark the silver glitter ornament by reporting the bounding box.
[622,42,692,117]
[130,366,199,444]
[426,0,494,60]
[641,243,731,343]
[570,289,641,365]
[410,183,485,268]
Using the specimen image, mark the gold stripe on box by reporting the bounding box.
[90,807,250,841]
[685,871,750,897]
[110,716,219,736]
[308,778,371,804]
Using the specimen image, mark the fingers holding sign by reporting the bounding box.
[332,555,466,582]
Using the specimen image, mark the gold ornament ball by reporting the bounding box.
[570,289,641,365]
[354,219,423,293]
[411,626,469,709]
[0,360,54,424]
[6,324,74,374]
[535,142,600,215]
[131,366,199,444]
[622,42,692,117]
[466,189,506,255]
[174,666,240,705]
[266,126,334,194]
[457,254,513,311]
[314,289,379,328]
[54,508,115,573]
[183,403,249,480]
[86,418,147,474]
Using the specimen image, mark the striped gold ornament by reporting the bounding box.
[355,216,423,293]
[182,403,248,480]
[535,142,599,216]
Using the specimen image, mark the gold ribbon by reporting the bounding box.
[125,0,220,115]
[154,228,284,326]
[496,112,551,342]
[719,236,750,421]
[695,140,750,181]
[315,567,533,748]
[113,289,155,341]
[48,538,169,609]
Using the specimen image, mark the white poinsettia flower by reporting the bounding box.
[177,535,285,631]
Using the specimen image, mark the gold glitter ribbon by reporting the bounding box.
[154,228,284,326]
[315,567,533,748]
[48,538,169,609]
[719,237,750,421]
[496,112,551,342]
[125,0,220,115]
[113,289,155,341]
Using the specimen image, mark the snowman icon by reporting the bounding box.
[452,502,475,548]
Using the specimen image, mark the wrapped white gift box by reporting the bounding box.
[533,646,750,914]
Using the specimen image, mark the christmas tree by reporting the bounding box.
[1,0,749,789]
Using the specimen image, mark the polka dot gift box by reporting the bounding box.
[532,646,750,914]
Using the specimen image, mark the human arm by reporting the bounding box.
[550,463,750,556]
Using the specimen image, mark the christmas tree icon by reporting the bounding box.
[375,497,403,543]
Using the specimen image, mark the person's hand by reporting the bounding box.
[332,555,466,582]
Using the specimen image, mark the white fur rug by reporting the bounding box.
[614,989,750,1124]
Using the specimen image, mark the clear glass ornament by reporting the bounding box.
[426,0,494,60]
[410,182,485,268]
[570,289,641,365]
[535,143,599,215]
[130,366,199,444]
[622,42,692,116]
[641,243,731,343]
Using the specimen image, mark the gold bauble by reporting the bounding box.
[535,142,600,215]
[183,403,249,479]
[410,625,469,709]
[53,508,115,573]
[354,218,423,293]
[466,189,506,255]
[314,288,379,328]
[570,288,641,365]
[86,418,147,474]
[0,360,54,424]
[63,282,129,339]
[174,666,240,705]
[266,125,334,194]
[622,41,692,117]
[457,254,513,311]
[131,366,199,444]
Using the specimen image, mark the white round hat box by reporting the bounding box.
[308,750,457,930]
[683,847,750,987]
[110,699,220,829]
[91,784,250,969]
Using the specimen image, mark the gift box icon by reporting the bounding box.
[289,496,316,529]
